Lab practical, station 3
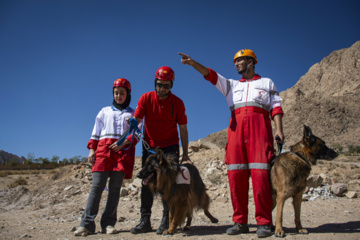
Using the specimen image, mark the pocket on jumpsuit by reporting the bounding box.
[233,89,243,102]
[224,144,229,165]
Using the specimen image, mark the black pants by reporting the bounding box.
[140,143,179,219]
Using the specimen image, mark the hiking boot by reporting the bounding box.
[226,223,249,235]
[74,227,92,236]
[156,215,169,235]
[257,225,272,238]
[104,225,117,234]
[130,218,152,234]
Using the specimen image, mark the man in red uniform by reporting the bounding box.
[179,50,284,238]
[130,66,191,235]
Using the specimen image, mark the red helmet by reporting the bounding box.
[113,78,131,92]
[155,66,175,81]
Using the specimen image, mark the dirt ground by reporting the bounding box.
[0,151,360,240]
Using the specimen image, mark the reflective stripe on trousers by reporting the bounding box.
[227,163,270,171]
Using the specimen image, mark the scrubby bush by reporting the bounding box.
[7,176,28,188]
[348,145,360,154]
[332,143,343,153]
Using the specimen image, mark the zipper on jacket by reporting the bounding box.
[244,81,250,144]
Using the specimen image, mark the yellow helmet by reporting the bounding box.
[233,49,258,64]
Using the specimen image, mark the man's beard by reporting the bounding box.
[156,90,169,98]
[238,69,246,75]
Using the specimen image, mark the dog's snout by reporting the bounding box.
[329,149,338,159]
[137,171,143,179]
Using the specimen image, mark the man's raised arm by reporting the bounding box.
[178,52,209,77]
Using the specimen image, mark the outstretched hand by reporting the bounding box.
[178,52,209,76]
[178,52,194,66]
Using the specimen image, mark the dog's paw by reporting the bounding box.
[297,228,308,234]
[275,228,286,238]
[211,217,219,223]
[182,226,190,231]
[163,230,174,235]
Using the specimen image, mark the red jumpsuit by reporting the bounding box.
[204,68,284,225]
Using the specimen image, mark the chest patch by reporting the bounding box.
[176,166,191,184]
[258,90,265,98]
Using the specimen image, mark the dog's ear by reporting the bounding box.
[155,147,165,165]
[303,125,316,146]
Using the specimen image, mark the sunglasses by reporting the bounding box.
[156,82,171,89]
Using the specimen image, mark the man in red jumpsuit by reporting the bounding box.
[179,50,284,238]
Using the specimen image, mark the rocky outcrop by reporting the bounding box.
[0,150,26,164]
[280,41,360,147]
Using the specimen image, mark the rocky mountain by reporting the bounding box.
[0,150,25,164]
[204,41,360,149]
[281,41,360,147]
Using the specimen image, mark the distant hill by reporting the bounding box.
[280,41,360,147]
[0,150,26,164]
[203,41,360,149]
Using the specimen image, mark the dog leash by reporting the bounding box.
[275,135,283,154]
[142,139,156,154]
[272,136,307,163]
[116,117,141,150]
[116,117,156,154]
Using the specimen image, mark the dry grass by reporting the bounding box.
[0,169,57,177]
[7,176,28,188]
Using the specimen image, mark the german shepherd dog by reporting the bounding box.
[271,125,338,237]
[137,148,219,234]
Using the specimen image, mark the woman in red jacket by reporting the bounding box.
[74,78,142,236]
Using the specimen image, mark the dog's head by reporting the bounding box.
[136,147,179,192]
[302,125,338,164]
[137,148,163,186]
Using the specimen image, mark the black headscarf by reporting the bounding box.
[112,88,131,111]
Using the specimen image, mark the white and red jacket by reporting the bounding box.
[205,68,283,118]
[87,106,143,179]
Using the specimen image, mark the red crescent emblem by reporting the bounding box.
[181,168,188,180]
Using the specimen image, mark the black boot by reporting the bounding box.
[156,213,169,234]
[130,217,152,234]
[156,202,169,234]
[226,223,249,235]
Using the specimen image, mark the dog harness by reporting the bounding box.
[175,166,191,184]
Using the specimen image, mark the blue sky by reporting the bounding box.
[1,0,359,160]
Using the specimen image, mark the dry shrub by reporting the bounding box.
[50,167,67,180]
[7,176,28,188]
[0,171,9,177]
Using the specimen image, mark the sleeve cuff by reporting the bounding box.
[87,139,99,150]
[204,68,218,85]
[271,107,284,119]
